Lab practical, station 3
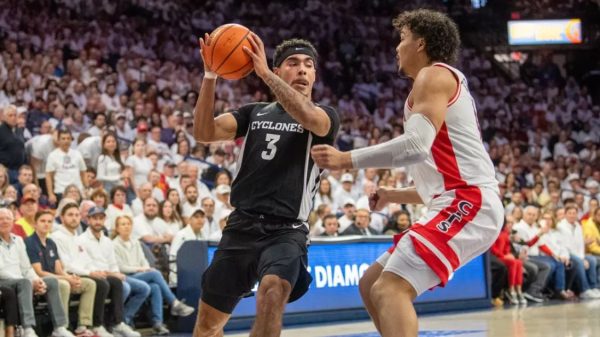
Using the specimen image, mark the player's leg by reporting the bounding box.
[193,301,230,337]
[251,234,310,337]
[370,235,441,337]
[250,275,292,337]
[370,272,418,337]
[359,255,387,333]
[195,211,261,336]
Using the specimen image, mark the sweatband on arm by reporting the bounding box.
[351,113,437,169]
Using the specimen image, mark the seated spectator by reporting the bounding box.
[309,204,332,237]
[131,182,153,217]
[13,165,35,201]
[25,210,96,337]
[319,215,340,237]
[50,203,139,337]
[159,200,183,236]
[557,206,600,298]
[0,208,73,337]
[78,207,150,330]
[213,184,233,224]
[181,184,202,223]
[511,205,550,303]
[313,178,334,210]
[132,197,173,245]
[538,211,574,300]
[90,189,109,209]
[113,215,194,335]
[583,208,600,258]
[333,173,357,211]
[0,285,18,337]
[169,208,208,285]
[341,209,378,236]
[338,200,357,233]
[105,186,134,233]
[148,170,166,202]
[383,210,412,235]
[200,197,220,239]
[63,184,83,205]
[491,220,527,305]
[15,195,38,237]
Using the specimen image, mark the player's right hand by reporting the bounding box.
[369,187,389,211]
[199,33,218,79]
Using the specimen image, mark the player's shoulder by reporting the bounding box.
[414,65,457,90]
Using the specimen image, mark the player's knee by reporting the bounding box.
[258,277,291,307]
[359,275,374,299]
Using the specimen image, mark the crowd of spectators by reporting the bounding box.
[0,0,599,335]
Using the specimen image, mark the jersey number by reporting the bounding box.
[261,133,280,160]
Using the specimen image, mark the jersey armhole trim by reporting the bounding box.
[433,63,461,107]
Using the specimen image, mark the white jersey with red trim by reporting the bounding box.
[405,62,498,205]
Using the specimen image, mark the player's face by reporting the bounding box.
[396,27,423,78]
[275,54,316,98]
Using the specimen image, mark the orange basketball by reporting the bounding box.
[203,24,254,80]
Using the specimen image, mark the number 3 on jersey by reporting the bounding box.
[261,133,280,160]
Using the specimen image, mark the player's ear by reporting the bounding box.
[274,67,280,76]
[417,37,426,53]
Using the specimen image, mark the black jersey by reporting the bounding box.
[230,102,339,222]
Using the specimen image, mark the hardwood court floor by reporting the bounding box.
[221,300,600,337]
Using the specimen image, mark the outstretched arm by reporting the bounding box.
[193,33,238,143]
[311,66,456,170]
[370,186,424,211]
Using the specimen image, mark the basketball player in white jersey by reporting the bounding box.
[311,9,503,337]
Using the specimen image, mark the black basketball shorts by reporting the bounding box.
[201,210,312,314]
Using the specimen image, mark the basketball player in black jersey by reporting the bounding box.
[192,32,339,337]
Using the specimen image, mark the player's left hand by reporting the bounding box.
[311,145,353,170]
[243,33,270,79]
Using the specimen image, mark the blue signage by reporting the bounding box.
[207,240,489,318]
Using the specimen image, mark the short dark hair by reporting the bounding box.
[60,202,79,216]
[35,210,54,222]
[110,185,127,200]
[392,9,460,64]
[57,128,73,139]
[323,214,338,226]
[273,39,318,68]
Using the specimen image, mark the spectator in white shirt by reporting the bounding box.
[114,113,134,144]
[159,200,183,236]
[333,173,357,212]
[76,134,102,170]
[147,126,170,160]
[181,184,202,223]
[213,185,233,226]
[166,188,184,219]
[169,208,207,285]
[78,208,150,330]
[131,183,153,216]
[125,138,152,189]
[87,113,106,137]
[148,170,165,202]
[112,215,194,335]
[557,206,600,298]
[96,133,124,193]
[200,197,220,239]
[313,178,334,210]
[45,129,87,205]
[132,198,173,244]
[51,203,140,337]
[101,83,122,112]
[0,208,71,337]
[338,199,357,233]
[27,133,56,188]
[105,186,134,233]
